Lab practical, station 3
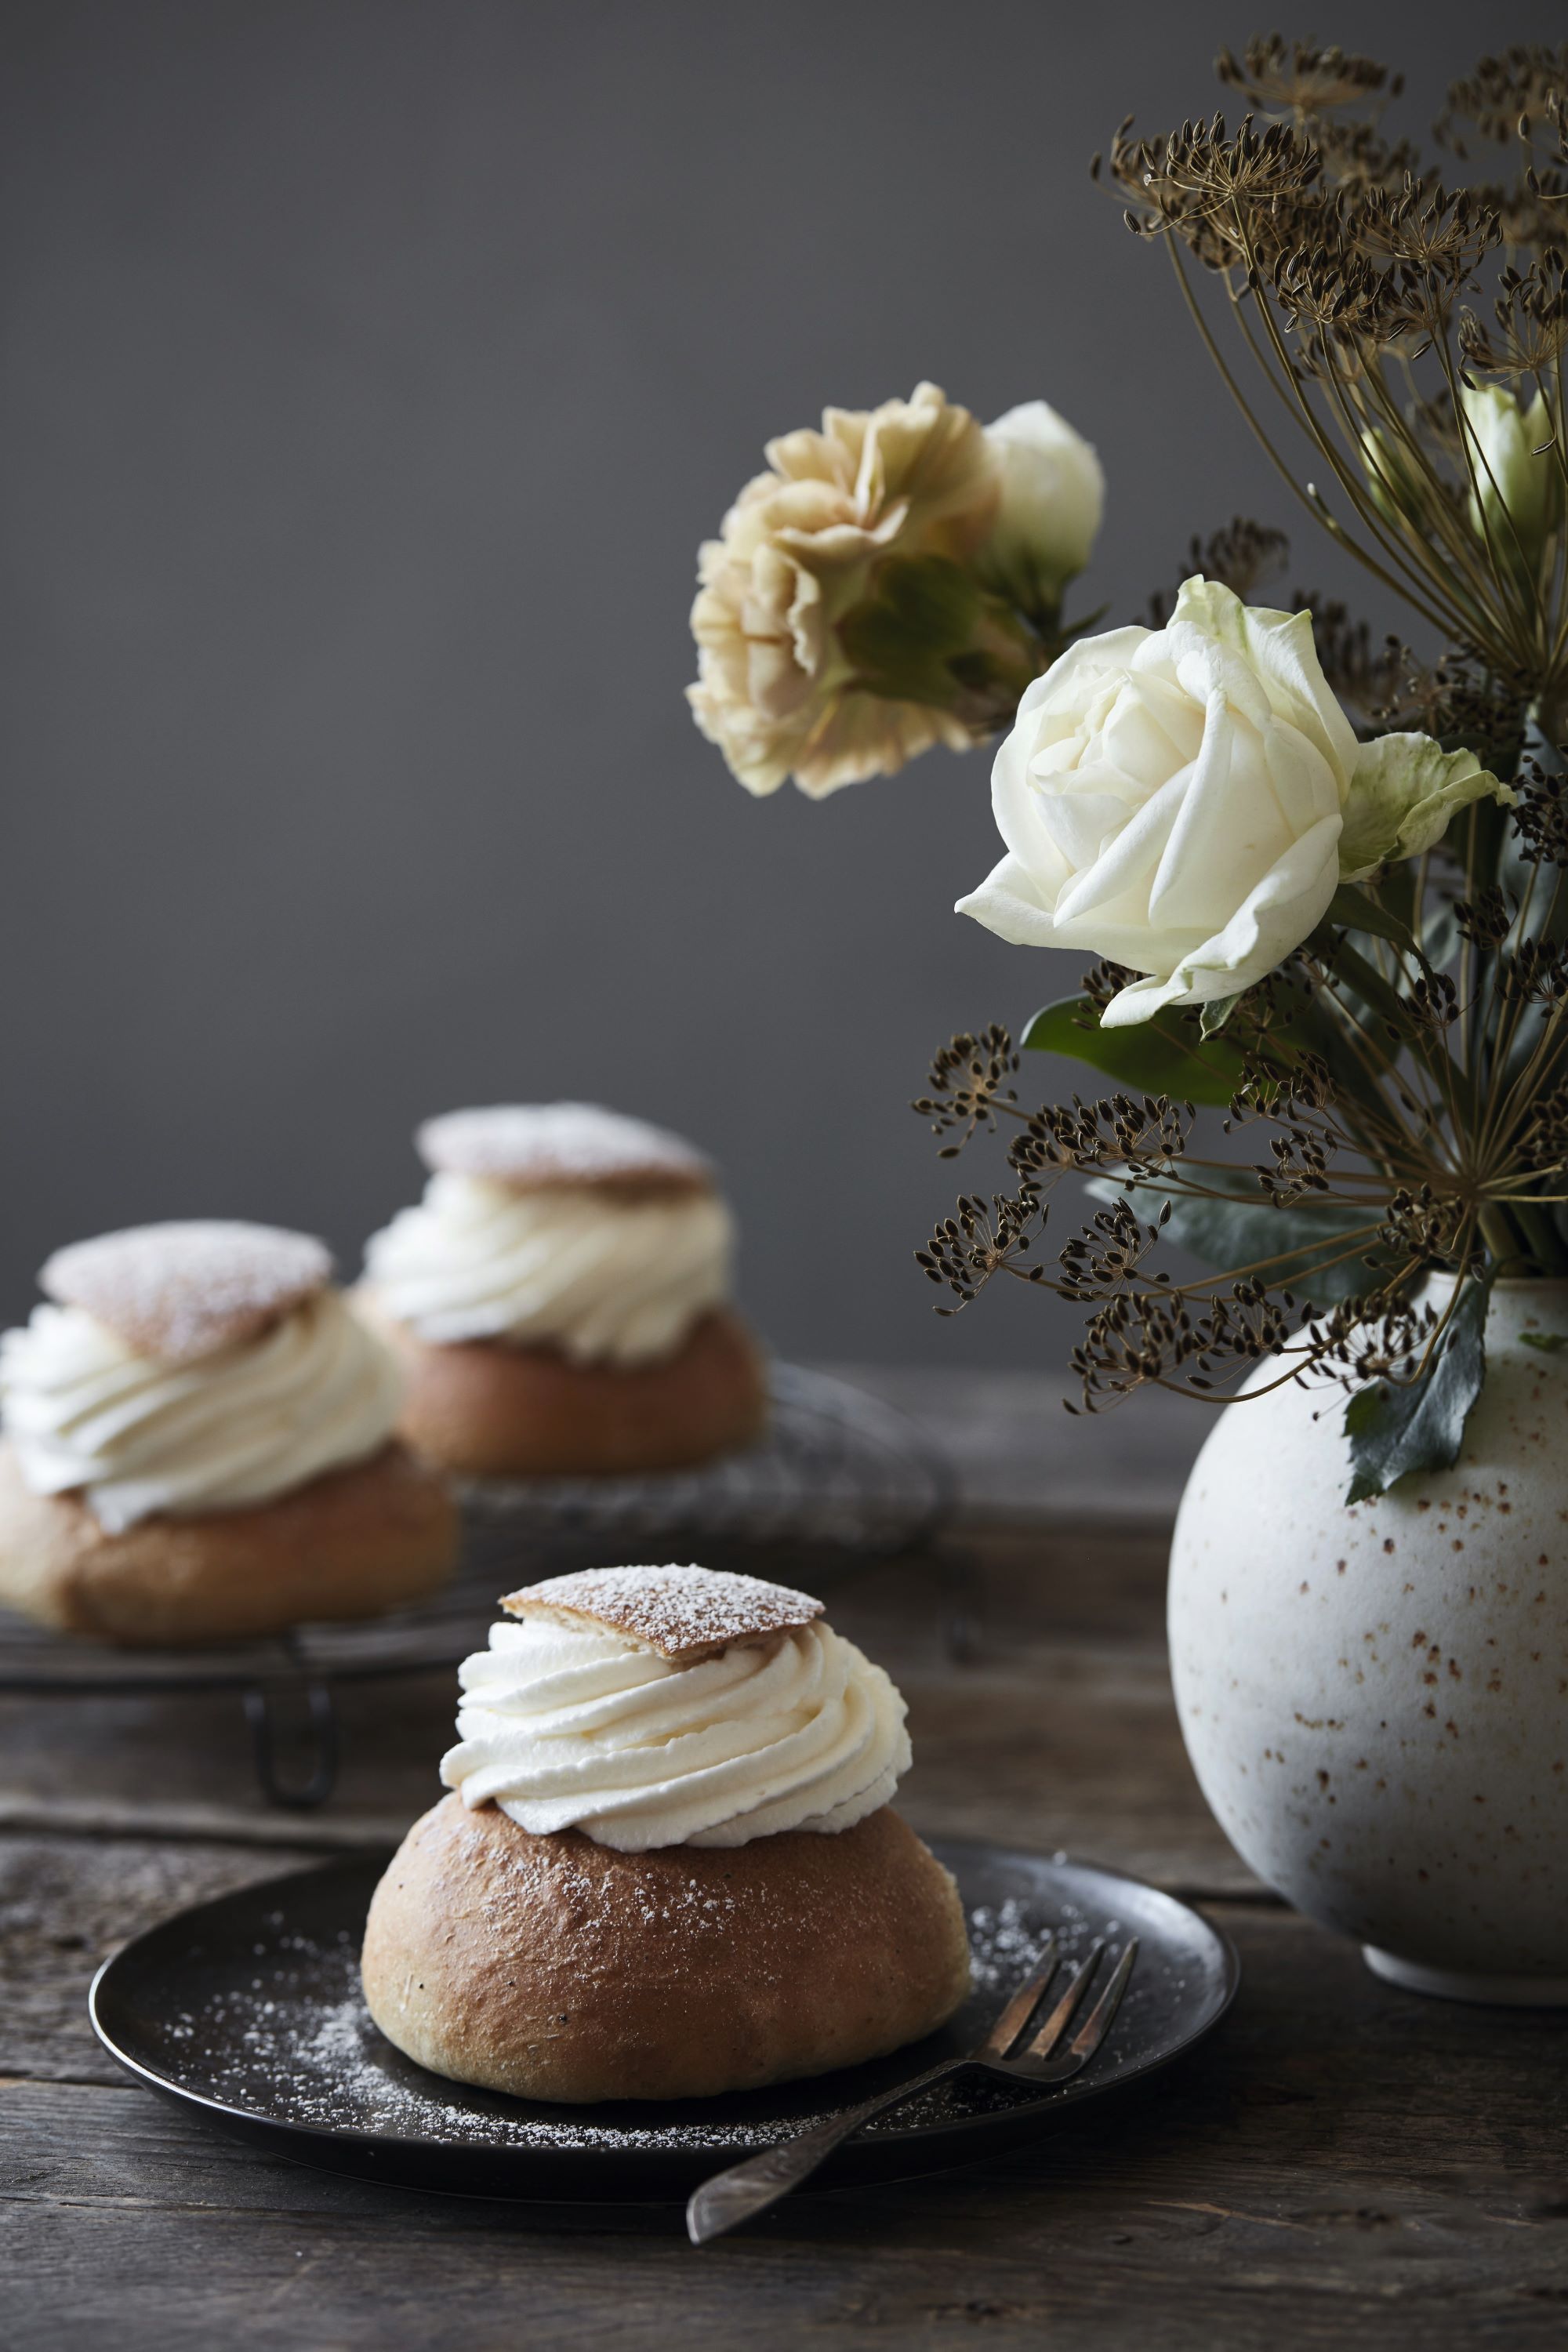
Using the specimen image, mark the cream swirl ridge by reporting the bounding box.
[362,1173,734,1365]
[0,1290,404,1532]
[440,1613,911,1849]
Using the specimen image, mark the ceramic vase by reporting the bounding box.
[1168,1278,1568,2002]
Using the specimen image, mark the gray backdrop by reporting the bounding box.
[3,1,1559,1370]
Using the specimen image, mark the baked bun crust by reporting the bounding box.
[0,1439,458,1646]
[361,1795,971,2103]
[372,1304,768,1479]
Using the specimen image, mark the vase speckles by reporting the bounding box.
[1168,1278,1568,2005]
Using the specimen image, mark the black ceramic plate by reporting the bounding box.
[89,1840,1237,2201]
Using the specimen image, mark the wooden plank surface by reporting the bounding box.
[2,1517,1566,2349]
[4,1897,1566,2352]
[0,1523,1254,1889]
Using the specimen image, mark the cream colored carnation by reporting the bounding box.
[687,383,1000,798]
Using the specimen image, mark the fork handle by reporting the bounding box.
[686,2058,965,2245]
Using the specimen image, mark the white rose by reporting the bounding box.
[956,577,1509,1028]
[977,400,1104,615]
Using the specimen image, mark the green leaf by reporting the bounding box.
[1339,733,1513,880]
[1497,723,1568,944]
[1320,882,1424,961]
[1018,996,1246,1106]
[1421,894,1461,975]
[1266,967,1394,1127]
[1343,1276,1491,1504]
[1519,1329,1568,1352]
[1199,993,1243,1038]
[1307,925,1425,1057]
[1084,1174,1387,1304]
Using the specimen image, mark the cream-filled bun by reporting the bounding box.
[361,1566,971,2101]
[0,1221,458,1646]
[358,1105,768,1476]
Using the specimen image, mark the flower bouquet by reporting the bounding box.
[685,36,1568,1996]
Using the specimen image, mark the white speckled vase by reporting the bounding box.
[1168,1277,1568,2004]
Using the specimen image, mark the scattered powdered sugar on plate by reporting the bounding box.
[187,1933,837,2151]
[966,1896,1056,1992]
[154,1892,1098,2152]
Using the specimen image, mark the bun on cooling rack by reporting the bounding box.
[0,1439,457,1647]
[358,1105,768,1479]
[0,1221,457,1646]
[368,1302,767,1479]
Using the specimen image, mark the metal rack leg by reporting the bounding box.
[937,1542,982,1665]
[243,1674,340,1809]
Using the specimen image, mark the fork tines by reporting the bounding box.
[983,1936,1139,2068]
[979,1937,1059,2058]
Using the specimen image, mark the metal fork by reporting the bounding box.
[686,1933,1139,2245]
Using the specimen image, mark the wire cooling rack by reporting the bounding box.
[0,1365,955,1808]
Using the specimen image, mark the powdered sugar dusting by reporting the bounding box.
[157,1889,1075,2153]
[416,1103,712,1193]
[41,1222,333,1364]
[502,1562,822,1659]
[194,1954,839,2149]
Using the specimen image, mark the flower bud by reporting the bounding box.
[1359,427,1429,532]
[976,400,1103,620]
[1461,383,1563,575]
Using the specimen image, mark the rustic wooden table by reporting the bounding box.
[2,1454,1566,2347]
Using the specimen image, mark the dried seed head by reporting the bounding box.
[1436,47,1568,155]
[1147,518,1290,628]
[1217,37,1398,121]
[912,1026,1019,1152]
[1512,746,1568,866]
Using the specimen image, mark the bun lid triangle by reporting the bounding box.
[501,1563,823,1664]
[417,1104,713,1197]
[41,1222,333,1365]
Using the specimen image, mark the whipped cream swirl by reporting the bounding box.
[441,1614,911,1849]
[0,1290,404,1532]
[363,1173,734,1366]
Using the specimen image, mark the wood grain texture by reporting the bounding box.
[2,1510,1566,2348]
[2,1904,1565,2350]
[0,1523,1254,1889]
[0,1833,323,2085]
